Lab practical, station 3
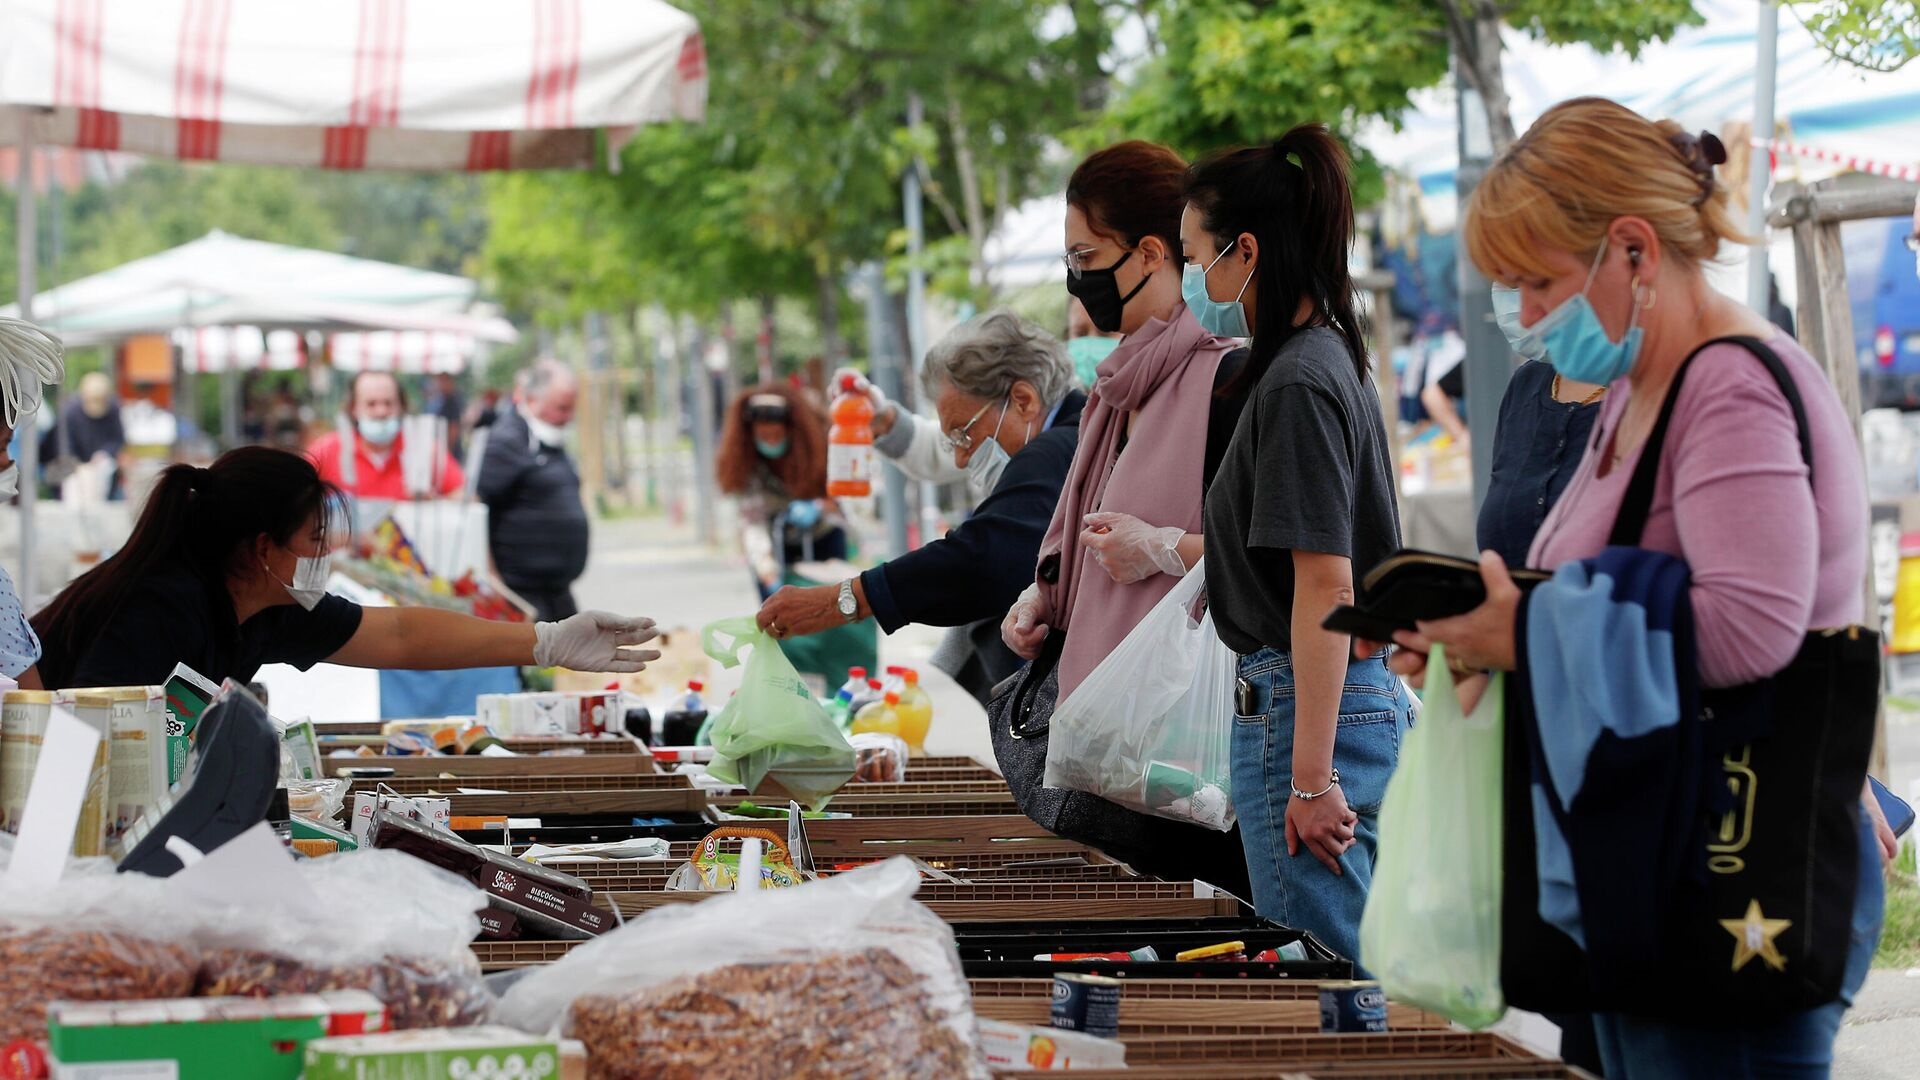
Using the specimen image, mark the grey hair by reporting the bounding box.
[920,310,1071,408]
[523,357,576,398]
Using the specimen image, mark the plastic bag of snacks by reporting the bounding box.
[848,732,907,783]
[664,827,805,892]
[0,842,198,1041]
[499,858,988,1079]
[191,848,493,1029]
[285,777,350,825]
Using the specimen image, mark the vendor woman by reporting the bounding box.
[28,445,658,690]
[0,316,67,683]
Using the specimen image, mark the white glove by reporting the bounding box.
[533,611,662,673]
[1080,512,1188,584]
[833,365,895,431]
[1000,583,1051,660]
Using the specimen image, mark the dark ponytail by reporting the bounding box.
[1185,124,1368,391]
[33,447,347,680]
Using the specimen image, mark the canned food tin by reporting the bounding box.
[1051,972,1122,1038]
[1319,980,1388,1033]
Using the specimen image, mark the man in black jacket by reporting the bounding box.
[756,311,1083,701]
[477,359,589,621]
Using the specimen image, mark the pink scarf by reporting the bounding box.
[1038,303,1236,699]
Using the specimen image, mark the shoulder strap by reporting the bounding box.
[1609,336,1813,547]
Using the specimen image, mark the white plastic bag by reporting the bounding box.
[1358,645,1505,1028]
[498,857,988,1079]
[1044,559,1237,830]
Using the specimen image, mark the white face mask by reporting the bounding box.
[0,464,18,502]
[964,401,1027,498]
[269,550,332,611]
[524,410,568,448]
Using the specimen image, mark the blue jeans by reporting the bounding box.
[1230,647,1414,968]
[1593,814,1885,1079]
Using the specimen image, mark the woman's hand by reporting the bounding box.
[1286,784,1358,875]
[531,611,662,672]
[1864,781,1900,865]
[1409,551,1521,673]
[757,584,845,639]
[1001,583,1051,660]
[1079,512,1187,583]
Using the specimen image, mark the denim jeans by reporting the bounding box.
[1230,647,1415,968]
[1593,813,1885,1079]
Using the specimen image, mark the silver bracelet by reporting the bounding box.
[1292,768,1341,801]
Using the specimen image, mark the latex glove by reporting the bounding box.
[533,612,662,673]
[786,499,824,530]
[1001,583,1051,660]
[1079,512,1187,584]
[833,365,896,435]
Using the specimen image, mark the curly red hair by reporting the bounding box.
[715,383,829,499]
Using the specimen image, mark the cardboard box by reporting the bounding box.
[303,1026,574,1080]
[48,991,386,1080]
[977,1018,1127,1071]
[368,810,608,939]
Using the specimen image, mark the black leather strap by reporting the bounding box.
[1608,336,1813,547]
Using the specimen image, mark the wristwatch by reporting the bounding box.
[837,579,859,623]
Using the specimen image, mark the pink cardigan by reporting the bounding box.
[1530,331,1867,688]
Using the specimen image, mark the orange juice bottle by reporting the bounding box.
[850,691,903,739]
[827,372,874,497]
[895,669,934,755]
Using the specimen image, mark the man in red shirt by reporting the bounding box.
[308,372,465,499]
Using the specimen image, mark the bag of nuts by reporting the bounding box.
[0,860,199,1041]
[497,857,989,1079]
[188,847,493,1029]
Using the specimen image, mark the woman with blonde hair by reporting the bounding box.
[1384,96,1887,1077]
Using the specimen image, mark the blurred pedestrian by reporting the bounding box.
[476,359,589,622]
[0,316,64,685]
[1065,295,1122,389]
[309,372,465,500]
[758,312,1085,700]
[41,371,126,500]
[715,385,843,601]
[426,372,467,461]
[1191,127,1412,966]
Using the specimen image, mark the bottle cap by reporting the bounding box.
[884,692,901,705]
[839,372,860,391]
[849,666,867,678]
[688,681,704,692]
[867,679,883,690]
[903,669,919,685]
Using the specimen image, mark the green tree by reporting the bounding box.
[1785,1,1920,72]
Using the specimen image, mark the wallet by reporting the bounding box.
[1321,549,1549,642]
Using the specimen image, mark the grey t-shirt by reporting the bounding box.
[1204,326,1401,656]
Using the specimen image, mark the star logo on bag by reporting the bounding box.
[1720,899,1792,973]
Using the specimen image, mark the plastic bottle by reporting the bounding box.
[661,681,708,746]
[850,691,904,739]
[895,669,935,755]
[880,664,907,696]
[847,677,885,718]
[827,666,868,730]
[827,372,875,498]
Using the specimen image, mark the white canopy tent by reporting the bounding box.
[0,0,707,604]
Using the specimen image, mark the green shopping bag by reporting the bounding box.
[699,617,856,810]
[1358,644,1506,1028]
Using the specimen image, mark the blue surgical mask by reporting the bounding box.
[754,438,790,459]
[356,415,401,447]
[1066,335,1119,388]
[1181,245,1253,338]
[1489,285,1547,363]
[1531,237,1645,386]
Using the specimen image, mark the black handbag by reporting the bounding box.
[1501,336,1879,1021]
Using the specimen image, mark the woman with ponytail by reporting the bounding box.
[1192,126,1411,965]
[32,446,660,691]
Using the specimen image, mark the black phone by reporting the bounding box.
[1321,604,1409,643]
[1321,549,1550,639]
[1871,776,1914,839]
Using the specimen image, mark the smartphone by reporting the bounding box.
[1870,776,1914,839]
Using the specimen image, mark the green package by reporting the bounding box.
[163,663,220,787]
[48,992,386,1080]
[303,1027,563,1080]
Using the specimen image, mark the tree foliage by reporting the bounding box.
[1785,1,1920,73]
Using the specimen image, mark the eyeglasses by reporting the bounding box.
[939,400,996,454]
[1064,245,1137,279]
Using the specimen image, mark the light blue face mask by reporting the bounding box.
[1066,335,1119,388]
[1489,285,1547,363]
[1530,237,1645,386]
[754,438,789,459]
[1181,243,1253,338]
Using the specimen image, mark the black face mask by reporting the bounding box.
[1065,248,1150,333]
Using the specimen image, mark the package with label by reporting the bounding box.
[286,777,350,825]
[303,1027,585,1080]
[476,691,620,738]
[101,687,168,842]
[0,689,54,833]
[351,788,451,844]
[47,991,387,1080]
[977,1018,1128,1071]
[369,810,611,940]
[189,848,492,1030]
[162,663,220,788]
[50,691,114,858]
[664,827,805,892]
[278,717,322,781]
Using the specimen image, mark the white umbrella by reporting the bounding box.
[0,0,706,603]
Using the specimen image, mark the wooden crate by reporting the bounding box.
[323,754,659,779]
[595,890,1240,922]
[545,855,1137,892]
[720,789,1020,818]
[973,995,1448,1034]
[1002,1066,1591,1080]
[354,773,692,797]
[971,977,1331,1002]
[1122,1032,1531,1068]
[441,788,710,817]
[803,815,1084,859]
[472,939,584,970]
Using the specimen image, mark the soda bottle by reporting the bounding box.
[880,664,907,696]
[827,372,874,498]
[847,677,885,718]
[660,680,708,746]
[895,669,935,755]
[828,666,869,730]
[851,691,904,739]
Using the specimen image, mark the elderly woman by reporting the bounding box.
[757,311,1085,696]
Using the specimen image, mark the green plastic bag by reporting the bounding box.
[1358,645,1506,1029]
[699,617,856,810]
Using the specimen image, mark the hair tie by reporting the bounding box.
[1668,130,1727,207]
